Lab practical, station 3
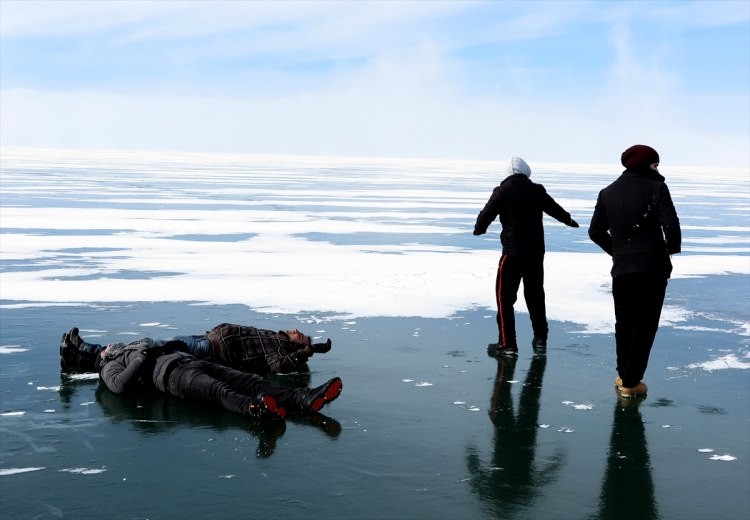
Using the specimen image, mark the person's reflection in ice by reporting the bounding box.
[94,384,340,458]
[57,372,100,409]
[466,354,563,517]
[596,398,659,520]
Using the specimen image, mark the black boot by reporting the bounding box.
[311,338,332,354]
[59,327,103,373]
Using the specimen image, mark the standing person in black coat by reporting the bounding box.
[474,157,580,356]
[589,144,681,398]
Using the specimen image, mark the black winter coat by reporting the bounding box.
[588,169,681,277]
[474,174,574,257]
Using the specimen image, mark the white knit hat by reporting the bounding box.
[506,156,531,178]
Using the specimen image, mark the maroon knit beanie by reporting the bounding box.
[621,145,659,170]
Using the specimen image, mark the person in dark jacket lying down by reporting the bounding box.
[60,323,332,374]
[94,339,343,421]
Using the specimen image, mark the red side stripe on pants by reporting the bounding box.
[497,254,507,346]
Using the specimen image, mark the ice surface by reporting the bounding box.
[0,148,746,336]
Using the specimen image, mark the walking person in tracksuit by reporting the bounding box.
[474,157,580,356]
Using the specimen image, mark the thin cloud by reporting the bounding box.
[0,1,747,167]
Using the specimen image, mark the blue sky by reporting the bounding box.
[1,0,748,167]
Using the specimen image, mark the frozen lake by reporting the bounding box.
[1,148,748,519]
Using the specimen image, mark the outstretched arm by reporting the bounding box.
[543,191,579,228]
[100,348,148,394]
[473,187,501,235]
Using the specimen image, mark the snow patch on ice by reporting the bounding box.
[60,467,107,475]
[688,353,750,371]
[709,454,737,461]
[0,467,44,476]
[562,401,593,410]
[66,373,100,381]
[0,345,28,354]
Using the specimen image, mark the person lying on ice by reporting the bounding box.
[93,338,342,421]
[60,323,332,374]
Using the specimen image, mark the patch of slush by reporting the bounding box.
[37,386,61,391]
[414,382,433,387]
[0,411,25,417]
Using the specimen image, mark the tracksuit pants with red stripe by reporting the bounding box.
[495,253,548,347]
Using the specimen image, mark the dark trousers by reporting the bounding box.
[168,360,302,416]
[612,273,668,388]
[495,254,548,347]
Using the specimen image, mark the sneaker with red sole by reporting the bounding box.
[249,393,286,420]
[303,377,343,412]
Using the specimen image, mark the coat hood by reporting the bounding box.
[506,157,531,178]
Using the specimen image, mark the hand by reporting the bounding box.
[568,219,579,228]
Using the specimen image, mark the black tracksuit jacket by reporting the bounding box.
[474,173,574,255]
